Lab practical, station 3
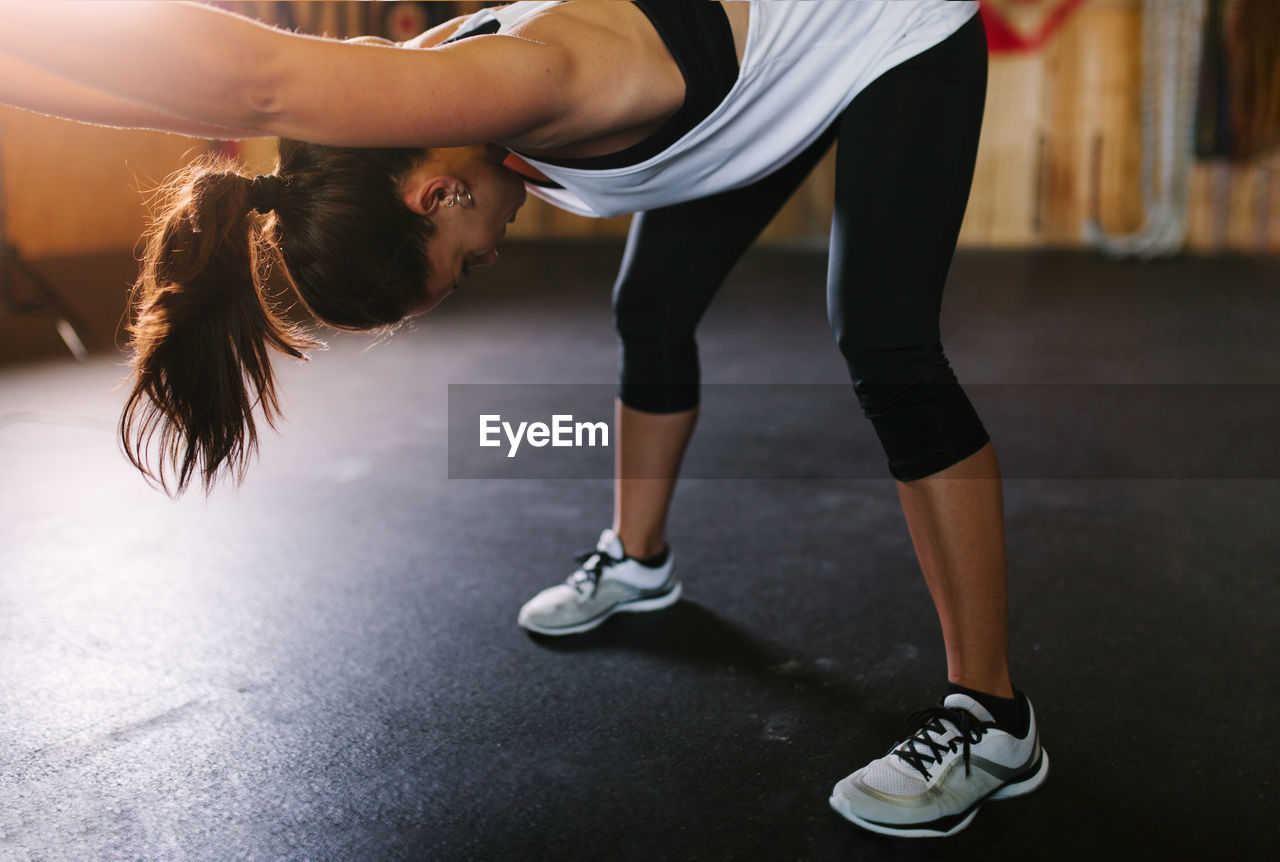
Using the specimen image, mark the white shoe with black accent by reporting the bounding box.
[517,529,681,636]
[829,693,1049,838]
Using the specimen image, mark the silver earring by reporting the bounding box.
[442,194,456,208]
[458,189,473,209]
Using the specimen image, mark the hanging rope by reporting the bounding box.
[1085,0,1207,258]
[1231,0,1280,160]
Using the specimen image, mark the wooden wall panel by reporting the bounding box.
[1076,2,1146,237]
[1,107,204,258]
[1184,159,1280,253]
[1267,166,1280,250]
[962,53,1045,247]
[959,1,1148,248]
[962,0,1277,253]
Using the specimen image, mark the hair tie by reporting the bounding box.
[248,174,284,214]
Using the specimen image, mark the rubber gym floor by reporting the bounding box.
[1,242,1276,860]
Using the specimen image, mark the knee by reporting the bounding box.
[836,339,959,417]
[616,347,701,413]
[613,278,700,413]
[834,336,989,480]
[612,279,698,378]
[613,275,689,341]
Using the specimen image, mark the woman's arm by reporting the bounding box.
[0,51,263,139]
[0,2,572,148]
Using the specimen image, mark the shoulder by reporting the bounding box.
[488,2,689,150]
[502,2,633,44]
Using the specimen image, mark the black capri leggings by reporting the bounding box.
[612,14,989,482]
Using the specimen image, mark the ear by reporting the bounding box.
[402,173,463,217]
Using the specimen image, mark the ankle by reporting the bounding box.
[613,528,666,560]
[946,671,1013,700]
[944,681,1030,737]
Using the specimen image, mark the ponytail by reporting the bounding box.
[120,156,318,495]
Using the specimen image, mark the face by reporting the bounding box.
[401,145,528,313]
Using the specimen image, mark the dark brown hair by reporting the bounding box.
[120,141,432,494]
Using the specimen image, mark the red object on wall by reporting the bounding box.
[979,0,1088,53]
[385,2,429,42]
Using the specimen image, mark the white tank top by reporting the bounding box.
[456,1,980,218]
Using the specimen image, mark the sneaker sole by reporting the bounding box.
[519,581,682,637]
[989,746,1050,800]
[828,748,1049,838]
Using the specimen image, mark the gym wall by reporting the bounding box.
[0,0,1276,261]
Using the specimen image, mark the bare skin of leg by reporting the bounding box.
[611,400,698,560]
[894,440,1014,698]
[610,400,1013,699]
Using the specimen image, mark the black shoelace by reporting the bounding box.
[893,706,993,780]
[566,548,623,597]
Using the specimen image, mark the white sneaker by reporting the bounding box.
[829,692,1049,837]
[517,529,681,636]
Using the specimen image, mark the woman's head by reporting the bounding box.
[120,140,525,494]
[397,144,527,308]
[271,140,437,326]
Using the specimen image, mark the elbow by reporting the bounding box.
[240,41,287,131]
[244,80,282,130]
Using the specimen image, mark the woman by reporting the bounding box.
[0,0,1046,838]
